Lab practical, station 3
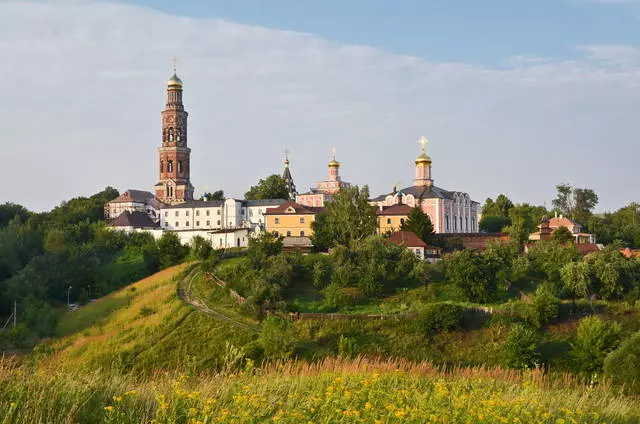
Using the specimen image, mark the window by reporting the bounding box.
[196,221,200,226]
[185,210,189,217]
[178,160,183,173]
[286,231,291,237]
[445,215,449,231]
[175,221,179,227]
[176,128,181,142]
[460,216,463,231]
[275,218,280,224]
[168,127,174,142]
[196,210,200,216]
[160,160,164,173]
[454,216,457,230]
[387,218,391,224]
[217,210,221,215]
[167,160,173,173]
[217,220,221,225]
[249,210,253,217]
[299,217,305,224]
[206,220,210,226]
[241,208,245,215]
[400,218,405,225]
[206,210,210,216]
[186,222,189,227]
[164,211,168,217]
[300,231,305,237]
[175,211,179,217]
[274,231,279,237]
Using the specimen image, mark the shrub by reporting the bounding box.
[337,335,357,358]
[502,324,539,370]
[258,316,296,360]
[190,235,213,261]
[322,283,352,310]
[571,316,621,375]
[419,303,465,334]
[529,285,560,326]
[603,332,640,392]
[157,232,189,269]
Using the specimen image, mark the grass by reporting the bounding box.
[1,356,639,423]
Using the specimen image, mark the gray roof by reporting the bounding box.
[162,200,225,209]
[244,199,288,207]
[110,211,159,228]
[371,185,480,205]
[110,189,154,204]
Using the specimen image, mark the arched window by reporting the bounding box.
[168,128,174,142]
[167,160,173,173]
[300,230,305,237]
[160,160,164,173]
[176,128,181,142]
[178,160,183,173]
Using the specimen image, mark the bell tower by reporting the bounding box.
[154,60,194,204]
[414,136,433,188]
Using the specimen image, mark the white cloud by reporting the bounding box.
[0,1,638,212]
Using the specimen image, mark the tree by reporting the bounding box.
[444,250,498,303]
[247,231,283,268]
[258,316,296,360]
[157,232,188,269]
[482,195,514,217]
[244,175,290,200]
[479,215,511,233]
[560,260,591,299]
[529,284,560,326]
[604,332,640,391]
[571,316,621,375]
[201,190,224,201]
[310,186,377,248]
[552,226,574,244]
[190,235,213,260]
[401,206,435,245]
[504,204,547,246]
[0,203,30,228]
[552,184,599,224]
[502,324,540,370]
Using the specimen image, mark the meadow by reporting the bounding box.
[2,356,639,423]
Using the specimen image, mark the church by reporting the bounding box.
[370,137,481,234]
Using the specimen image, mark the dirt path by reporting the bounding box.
[178,268,258,332]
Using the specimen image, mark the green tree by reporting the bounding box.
[444,250,498,303]
[571,316,621,375]
[400,206,435,244]
[504,204,546,246]
[247,231,283,268]
[311,186,377,248]
[529,284,560,326]
[479,215,511,233]
[0,203,30,227]
[258,316,296,360]
[482,195,514,217]
[552,226,574,244]
[244,175,290,200]
[200,190,224,201]
[552,184,599,224]
[604,332,640,391]
[502,324,540,369]
[190,235,213,260]
[528,240,580,285]
[157,232,188,269]
[560,260,591,299]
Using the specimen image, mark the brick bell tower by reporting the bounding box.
[154,62,194,204]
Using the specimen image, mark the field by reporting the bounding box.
[2,356,639,423]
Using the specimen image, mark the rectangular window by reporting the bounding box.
[286,231,291,237]
[164,211,168,217]
[186,221,190,227]
[299,217,305,224]
[300,230,305,237]
[175,211,179,217]
[206,220,210,226]
[175,221,179,227]
[217,210,220,215]
[275,218,280,224]
[387,218,391,224]
[206,210,210,216]
[274,231,279,237]
[241,208,245,215]
[196,210,200,216]
[217,220,221,225]
[196,221,200,226]
[186,210,189,217]
[249,210,253,217]
[401,218,405,225]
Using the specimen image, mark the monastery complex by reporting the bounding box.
[106,67,486,251]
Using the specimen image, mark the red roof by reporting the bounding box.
[387,231,428,248]
[576,243,601,255]
[377,204,413,216]
[620,248,640,258]
[263,201,322,215]
[548,217,577,229]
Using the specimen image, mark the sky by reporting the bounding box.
[0,0,639,212]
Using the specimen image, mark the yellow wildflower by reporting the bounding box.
[112,395,123,402]
[104,406,114,412]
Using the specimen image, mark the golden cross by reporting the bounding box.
[284,149,290,160]
[419,136,428,153]
[331,147,337,159]
[171,56,178,73]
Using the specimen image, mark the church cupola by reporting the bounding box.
[282,151,297,199]
[328,148,341,182]
[414,136,433,188]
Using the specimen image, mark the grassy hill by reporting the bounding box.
[37,263,258,375]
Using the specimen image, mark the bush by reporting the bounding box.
[337,335,357,358]
[502,324,540,370]
[603,332,640,392]
[190,235,213,261]
[322,283,352,310]
[419,303,465,334]
[529,285,560,326]
[157,232,189,269]
[571,316,621,375]
[258,316,296,360]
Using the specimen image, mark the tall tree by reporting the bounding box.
[482,194,514,217]
[552,183,598,224]
[200,190,224,201]
[244,175,290,200]
[311,186,377,248]
[400,206,435,244]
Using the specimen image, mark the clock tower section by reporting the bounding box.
[154,69,194,204]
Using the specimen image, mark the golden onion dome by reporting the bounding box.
[167,73,183,88]
[328,158,340,168]
[415,153,432,164]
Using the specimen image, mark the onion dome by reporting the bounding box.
[328,158,340,168]
[415,152,432,164]
[167,73,183,88]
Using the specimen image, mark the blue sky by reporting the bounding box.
[1,1,639,212]
[112,0,640,64]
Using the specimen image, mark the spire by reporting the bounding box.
[282,150,296,199]
[414,135,433,187]
[167,56,183,89]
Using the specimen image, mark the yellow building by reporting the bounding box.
[264,201,321,238]
[377,204,412,235]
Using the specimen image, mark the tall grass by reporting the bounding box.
[1,356,638,423]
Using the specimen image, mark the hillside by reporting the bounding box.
[38,264,258,375]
